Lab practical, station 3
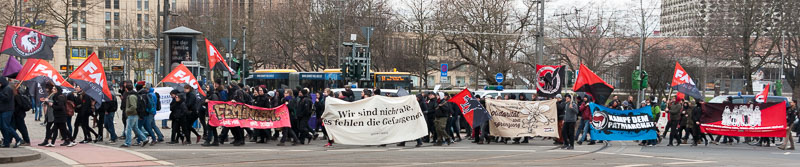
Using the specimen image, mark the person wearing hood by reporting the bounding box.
[44,83,77,147]
[0,76,22,148]
[278,89,300,146]
[121,84,149,148]
[202,83,223,147]
[576,95,595,145]
[227,83,247,146]
[12,85,31,146]
[168,89,190,145]
[68,85,98,144]
[142,86,164,145]
[252,86,271,143]
[99,84,119,144]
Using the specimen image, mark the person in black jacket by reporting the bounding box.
[690,100,706,146]
[182,85,202,144]
[295,89,313,144]
[433,93,452,146]
[11,86,31,146]
[69,85,98,144]
[100,86,119,143]
[202,84,222,147]
[168,90,191,145]
[278,89,300,146]
[397,94,426,147]
[0,77,22,148]
[425,92,438,142]
[44,84,76,147]
[252,86,272,143]
[779,100,797,150]
[228,83,247,146]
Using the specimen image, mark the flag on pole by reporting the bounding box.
[755,83,770,103]
[671,62,703,100]
[535,65,565,98]
[449,88,491,128]
[573,64,614,104]
[68,52,112,108]
[2,56,23,78]
[162,64,206,96]
[18,59,74,100]
[1,25,58,59]
[205,38,235,75]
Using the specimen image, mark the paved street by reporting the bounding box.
[2,113,799,166]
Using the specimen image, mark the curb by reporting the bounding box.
[0,152,41,164]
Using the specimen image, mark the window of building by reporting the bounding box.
[72,0,78,7]
[105,0,111,8]
[81,0,86,7]
[113,12,120,39]
[137,0,142,10]
[71,47,90,59]
[144,0,149,10]
[144,14,150,37]
[456,76,466,87]
[105,12,111,38]
[80,11,86,40]
[137,51,151,60]
[114,0,119,9]
[102,49,121,60]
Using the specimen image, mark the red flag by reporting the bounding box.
[671,62,703,100]
[19,59,73,88]
[162,64,206,96]
[15,58,37,80]
[448,88,491,128]
[68,52,113,103]
[573,64,614,104]
[755,83,769,103]
[1,25,58,59]
[205,38,235,74]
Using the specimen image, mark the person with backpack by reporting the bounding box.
[99,84,119,144]
[43,83,77,147]
[121,84,150,148]
[182,85,202,144]
[0,76,22,148]
[140,85,163,146]
[12,85,32,146]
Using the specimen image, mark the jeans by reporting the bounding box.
[124,115,146,146]
[576,120,591,142]
[66,116,73,134]
[143,114,163,141]
[1,112,22,145]
[162,120,168,127]
[104,112,118,141]
[32,98,42,120]
[562,122,576,146]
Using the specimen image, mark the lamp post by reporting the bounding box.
[242,26,247,85]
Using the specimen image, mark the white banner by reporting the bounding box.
[154,87,174,120]
[322,95,428,145]
[487,99,559,137]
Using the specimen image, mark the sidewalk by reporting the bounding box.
[0,147,41,164]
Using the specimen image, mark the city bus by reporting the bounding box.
[248,69,412,91]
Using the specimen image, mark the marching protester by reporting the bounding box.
[278,89,300,146]
[142,85,164,145]
[576,95,594,145]
[561,94,578,150]
[252,86,271,143]
[100,86,119,144]
[202,82,223,147]
[12,85,31,146]
[666,98,682,146]
[182,85,203,144]
[168,89,189,145]
[44,83,76,147]
[69,85,98,144]
[433,93,453,146]
[554,94,565,145]
[0,76,22,148]
[296,89,313,145]
[121,84,150,148]
[690,100,706,146]
[779,100,797,150]
[227,83,247,146]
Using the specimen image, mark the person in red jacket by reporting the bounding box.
[576,95,595,145]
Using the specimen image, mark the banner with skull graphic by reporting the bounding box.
[589,103,658,141]
[1,25,58,60]
[487,99,558,138]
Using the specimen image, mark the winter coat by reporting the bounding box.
[0,76,14,113]
[564,102,578,123]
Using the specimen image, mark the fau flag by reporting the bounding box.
[701,101,786,137]
[755,83,770,103]
[449,89,491,128]
[535,65,565,98]
[18,59,74,99]
[162,64,206,96]
[671,62,703,100]
[573,64,614,104]
[68,53,112,108]
[205,38,235,75]
[2,25,58,59]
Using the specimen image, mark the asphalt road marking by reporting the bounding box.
[90,143,174,166]
[615,164,650,167]
[26,147,84,167]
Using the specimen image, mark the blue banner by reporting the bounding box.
[589,103,657,141]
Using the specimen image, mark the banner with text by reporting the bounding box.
[207,101,291,129]
[700,102,787,137]
[322,96,427,145]
[486,99,558,138]
[589,103,658,141]
[154,87,174,120]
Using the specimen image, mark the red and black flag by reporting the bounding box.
[18,59,74,99]
[161,64,206,96]
[573,64,614,104]
[68,52,112,108]
[535,65,565,98]
[1,25,58,60]
[205,38,235,75]
[701,101,786,137]
[449,88,491,128]
[671,62,703,100]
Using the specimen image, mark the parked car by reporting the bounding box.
[330,88,399,101]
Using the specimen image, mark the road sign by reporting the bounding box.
[496,73,504,83]
[441,64,448,77]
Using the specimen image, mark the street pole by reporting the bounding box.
[242,26,247,86]
[227,0,232,83]
[536,0,544,66]
[637,0,645,108]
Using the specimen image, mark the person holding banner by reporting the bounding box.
[561,94,578,150]
[201,83,222,147]
[278,89,300,146]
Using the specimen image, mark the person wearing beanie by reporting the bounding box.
[561,94,578,150]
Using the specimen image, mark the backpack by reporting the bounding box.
[65,100,76,116]
[154,92,162,111]
[14,94,32,113]
[137,93,150,117]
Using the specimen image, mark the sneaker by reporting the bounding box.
[120,144,130,148]
[38,142,48,146]
[324,143,333,147]
[45,143,55,147]
[60,143,70,146]
[142,139,151,147]
[67,142,77,147]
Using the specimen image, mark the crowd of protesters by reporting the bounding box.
[1,76,797,151]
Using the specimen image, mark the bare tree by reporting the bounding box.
[434,0,536,85]
[397,0,437,89]
[43,0,100,72]
[551,6,629,75]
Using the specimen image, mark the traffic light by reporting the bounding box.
[341,62,351,79]
[641,70,649,89]
[353,63,362,79]
[243,60,252,78]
